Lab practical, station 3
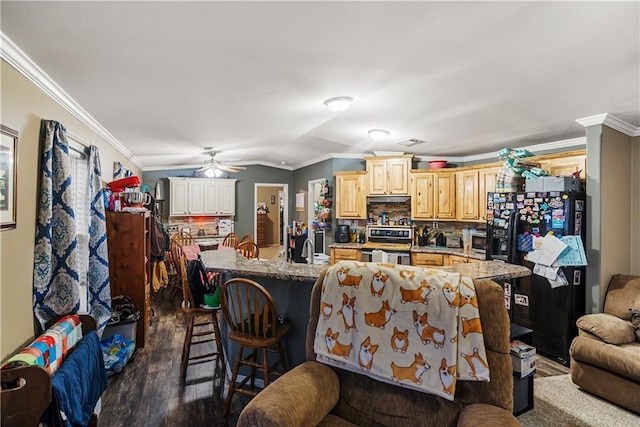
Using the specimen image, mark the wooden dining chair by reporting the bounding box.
[170,230,194,246]
[221,232,239,248]
[235,241,260,259]
[220,277,290,416]
[175,245,224,382]
[168,241,185,302]
[239,234,254,244]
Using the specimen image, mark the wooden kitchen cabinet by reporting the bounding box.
[204,179,236,215]
[330,247,362,265]
[169,177,236,216]
[410,171,434,219]
[335,171,367,219]
[456,170,480,221]
[536,153,586,179]
[365,155,413,196]
[256,213,268,248]
[434,172,456,220]
[479,167,498,221]
[106,211,151,348]
[411,252,445,267]
[446,254,469,266]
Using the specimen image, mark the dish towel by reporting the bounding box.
[314,261,489,401]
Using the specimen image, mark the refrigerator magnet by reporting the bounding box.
[515,294,529,306]
[574,270,581,285]
[575,200,584,211]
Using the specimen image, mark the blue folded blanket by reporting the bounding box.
[51,331,108,427]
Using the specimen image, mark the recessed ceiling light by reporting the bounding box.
[323,96,353,112]
[368,129,390,141]
[281,161,287,165]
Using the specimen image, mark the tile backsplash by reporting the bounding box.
[166,216,233,236]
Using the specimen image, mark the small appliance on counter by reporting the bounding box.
[435,232,446,247]
[335,225,351,243]
[446,236,462,248]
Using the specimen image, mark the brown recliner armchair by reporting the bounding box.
[237,269,519,427]
[569,274,640,414]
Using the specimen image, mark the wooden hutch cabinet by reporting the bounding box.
[106,211,151,348]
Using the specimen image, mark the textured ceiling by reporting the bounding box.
[2,1,639,170]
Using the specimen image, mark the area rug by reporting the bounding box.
[517,374,639,426]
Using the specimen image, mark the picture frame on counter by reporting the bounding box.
[0,125,18,231]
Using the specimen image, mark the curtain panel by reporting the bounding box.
[33,120,81,326]
[88,146,111,332]
[33,120,111,332]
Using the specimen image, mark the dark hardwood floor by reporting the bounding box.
[98,289,568,426]
[98,292,249,426]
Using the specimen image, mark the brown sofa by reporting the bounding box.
[569,274,640,414]
[236,269,519,427]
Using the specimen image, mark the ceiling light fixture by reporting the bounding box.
[323,96,353,112]
[368,129,390,141]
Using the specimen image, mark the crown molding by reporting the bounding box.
[576,113,640,137]
[0,32,143,169]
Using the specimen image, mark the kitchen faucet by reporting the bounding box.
[302,238,315,264]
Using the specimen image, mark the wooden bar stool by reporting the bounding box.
[220,278,290,416]
[235,241,260,259]
[174,244,224,382]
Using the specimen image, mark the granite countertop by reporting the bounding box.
[329,243,486,260]
[200,249,326,282]
[200,249,530,283]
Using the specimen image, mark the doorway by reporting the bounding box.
[254,183,288,258]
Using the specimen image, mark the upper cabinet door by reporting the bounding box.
[336,172,367,218]
[456,170,480,221]
[479,167,498,221]
[216,180,236,215]
[169,178,189,216]
[387,159,410,195]
[367,159,388,195]
[434,172,456,219]
[411,172,434,219]
[188,180,206,214]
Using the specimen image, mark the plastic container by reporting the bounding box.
[102,311,140,343]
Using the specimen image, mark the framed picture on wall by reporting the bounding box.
[0,125,18,231]
[271,195,276,204]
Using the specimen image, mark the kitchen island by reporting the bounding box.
[200,249,530,370]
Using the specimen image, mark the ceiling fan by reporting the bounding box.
[197,150,246,177]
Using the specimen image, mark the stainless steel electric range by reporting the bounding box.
[361,225,413,264]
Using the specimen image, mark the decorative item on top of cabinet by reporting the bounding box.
[169,177,236,216]
[106,211,151,348]
[365,154,414,196]
[335,171,367,219]
[256,213,268,248]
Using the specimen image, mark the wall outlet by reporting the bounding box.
[432,222,438,229]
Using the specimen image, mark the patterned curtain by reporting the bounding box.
[88,146,111,332]
[113,161,133,179]
[33,120,81,327]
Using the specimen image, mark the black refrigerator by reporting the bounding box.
[486,191,587,365]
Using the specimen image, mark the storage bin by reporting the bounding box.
[102,313,139,344]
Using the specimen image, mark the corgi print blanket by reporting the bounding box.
[313,261,490,401]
